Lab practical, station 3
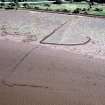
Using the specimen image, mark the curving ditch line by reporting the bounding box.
[40,20,69,44]
[41,36,91,46]
[40,20,91,46]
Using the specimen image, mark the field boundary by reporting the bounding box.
[26,9,105,19]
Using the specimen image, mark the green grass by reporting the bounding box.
[87,4,105,16]
[1,1,105,16]
[88,10,105,16]
[34,3,89,12]
[32,3,105,16]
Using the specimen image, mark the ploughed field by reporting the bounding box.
[0,10,105,105]
[0,10,105,59]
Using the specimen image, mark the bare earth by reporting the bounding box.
[0,10,105,105]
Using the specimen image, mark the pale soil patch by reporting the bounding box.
[0,10,70,42]
[0,10,105,59]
